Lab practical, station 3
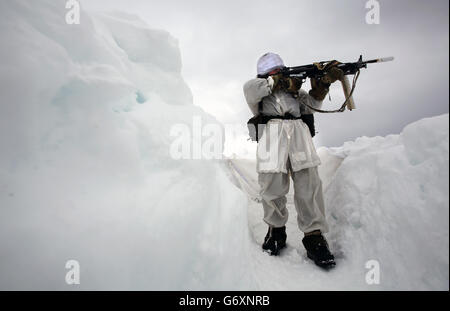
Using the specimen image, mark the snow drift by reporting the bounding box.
[0,0,252,290]
[322,114,449,290]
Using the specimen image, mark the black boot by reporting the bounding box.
[262,226,287,256]
[302,233,336,269]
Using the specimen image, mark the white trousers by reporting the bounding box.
[258,159,328,233]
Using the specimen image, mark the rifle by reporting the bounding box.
[280,55,394,112]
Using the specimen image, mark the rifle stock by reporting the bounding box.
[340,76,355,110]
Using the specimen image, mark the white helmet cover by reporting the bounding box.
[257,52,285,76]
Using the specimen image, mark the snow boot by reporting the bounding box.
[262,226,287,256]
[302,233,336,269]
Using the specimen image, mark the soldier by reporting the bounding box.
[243,52,344,269]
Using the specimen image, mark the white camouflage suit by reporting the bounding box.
[243,56,329,233]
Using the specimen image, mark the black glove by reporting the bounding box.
[270,75,302,93]
[269,74,285,92]
[309,77,330,101]
[321,67,344,84]
[309,62,344,100]
[284,76,303,94]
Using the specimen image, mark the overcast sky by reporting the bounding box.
[84,0,449,151]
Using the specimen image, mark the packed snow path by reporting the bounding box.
[226,154,358,291]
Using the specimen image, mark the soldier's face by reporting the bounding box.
[268,68,281,75]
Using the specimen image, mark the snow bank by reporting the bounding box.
[321,114,449,290]
[0,0,252,290]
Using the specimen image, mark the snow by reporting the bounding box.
[0,0,251,290]
[0,1,448,291]
[230,114,449,290]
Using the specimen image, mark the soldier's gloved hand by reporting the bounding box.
[267,74,281,91]
[321,66,344,84]
[268,74,287,92]
[284,76,303,94]
[268,75,302,93]
[309,77,329,101]
[309,61,344,100]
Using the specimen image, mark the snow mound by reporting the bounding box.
[0,0,252,290]
[321,114,449,290]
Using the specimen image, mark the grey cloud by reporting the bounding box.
[85,0,449,146]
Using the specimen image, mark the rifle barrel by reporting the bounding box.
[365,57,395,64]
